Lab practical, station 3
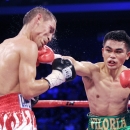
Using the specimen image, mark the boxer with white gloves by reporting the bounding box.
[0,7,76,130]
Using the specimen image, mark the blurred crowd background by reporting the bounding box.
[0,0,130,130]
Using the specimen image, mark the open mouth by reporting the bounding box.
[41,41,45,47]
[108,60,116,66]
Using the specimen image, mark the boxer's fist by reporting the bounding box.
[52,58,76,81]
[37,45,54,66]
[45,58,76,88]
[31,96,39,107]
[119,70,130,88]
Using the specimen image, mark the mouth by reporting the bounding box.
[42,40,47,46]
[107,60,116,66]
[41,41,45,47]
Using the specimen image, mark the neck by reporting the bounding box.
[104,65,122,80]
[18,25,31,39]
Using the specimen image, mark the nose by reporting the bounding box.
[110,52,116,59]
[47,34,53,42]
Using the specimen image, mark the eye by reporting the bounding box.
[106,49,111,52]
[50,27,55,34]
[115,50,122,53]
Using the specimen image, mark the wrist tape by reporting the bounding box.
[45,70,65,89]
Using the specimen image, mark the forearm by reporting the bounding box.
[20,78,50,100]
[62,56,77,66]
[21,58,76,100]
[62,56,80,74]
[62,56,91,77]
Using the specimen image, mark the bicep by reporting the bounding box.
[74,61,93,77]
[19,44,38,89]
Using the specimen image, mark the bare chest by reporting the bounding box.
[83,76,130,103]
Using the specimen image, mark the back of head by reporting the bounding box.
[23,6,56,25]
[103,30,130,51]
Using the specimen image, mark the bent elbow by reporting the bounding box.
[22,93,32,100]
[20,84,34,100]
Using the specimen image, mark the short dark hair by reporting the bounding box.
[103,30,130,51]
[23,6,57,25]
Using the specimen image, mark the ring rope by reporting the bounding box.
[33,100,130,108]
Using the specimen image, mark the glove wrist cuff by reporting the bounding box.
[45,70,65,89]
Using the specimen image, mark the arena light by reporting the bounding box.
[0,2,130,15]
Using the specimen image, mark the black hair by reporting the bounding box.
[103,30,130,51]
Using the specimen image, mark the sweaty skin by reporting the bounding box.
[0,14,56,99]
[63,40,130,116]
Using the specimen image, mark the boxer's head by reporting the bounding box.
[23,6,56,48]
[23,6,57,25]
[102,30,130,70]
[103,30,130,52]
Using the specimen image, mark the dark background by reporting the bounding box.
[0,0,130,130]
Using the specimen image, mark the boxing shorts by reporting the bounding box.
[87,111,130,130]
[0,93,37,130]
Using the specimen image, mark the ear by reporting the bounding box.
[126,51,130,60]
[35,13,43,24]
[102,48,104,57]
[37,13,43,20]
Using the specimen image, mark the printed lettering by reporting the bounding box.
[18,94,31,109]
[116,118,119,128]
[90,116,127,130]
[66,101,75,106]
[90,118,97,129]
[110,118,116,129]
[120,117,126,128]
[102,118,109,129]
[96,118,102,129]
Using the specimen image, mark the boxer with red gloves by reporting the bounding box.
[119,70,130,88]
[60,30,130,130]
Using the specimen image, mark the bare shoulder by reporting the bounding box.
[17,37,38,55]
[122,65,128,69]
[81,61,100,71]
[2,36,37,50]
[121,65,129,71]
[95,62,104,68]
[75,61,100,77]
[8,36,38,61]
[19,37,37,48]
[18,37,38,67]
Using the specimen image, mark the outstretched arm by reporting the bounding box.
[62,56,94,78]
[36,46,95,79]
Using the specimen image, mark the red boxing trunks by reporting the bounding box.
[0,93,37,130]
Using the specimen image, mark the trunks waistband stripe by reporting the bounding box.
[87,112,130,130]
[0,93,31,111]
[87,111,129,118]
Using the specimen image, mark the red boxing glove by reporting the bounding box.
[37,45,54,65]
[119,70,130,88]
